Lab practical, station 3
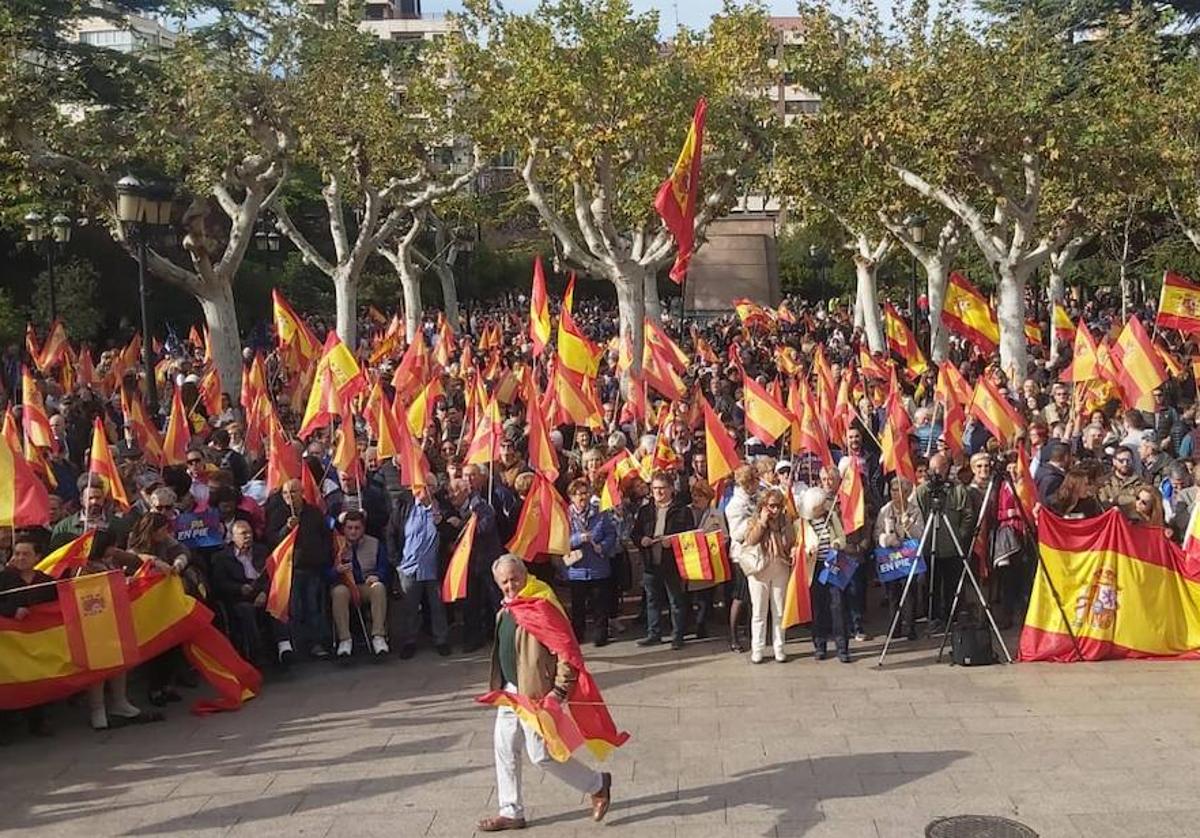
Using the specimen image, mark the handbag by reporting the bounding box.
[735,541,768,577]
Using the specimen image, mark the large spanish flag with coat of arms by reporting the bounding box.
[1020,508,1200,662]
[0,572,260,713]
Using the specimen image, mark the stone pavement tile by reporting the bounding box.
[1069,810,1196,837]
[776,815,878,837]
[226,814,335,836]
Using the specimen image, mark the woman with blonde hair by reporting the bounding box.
[723,464,759,653]
[732,486,796,663]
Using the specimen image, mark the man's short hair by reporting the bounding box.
[491,553,527,578]
[341,510,367,525]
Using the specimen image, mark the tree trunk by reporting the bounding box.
[614,266,647,396]
[642,269,662,323]
[197,282,244,402]
[1047,264,1067,364]
[924,258,950,364]
[854,258,885,353]
[333,268,358,350]
[996,264,1030,382]
[399,261,423,342]
[436,262,460,333]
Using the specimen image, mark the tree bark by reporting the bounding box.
[854,257,886,353]
[435,261,460,333]
[996,264,1030,382]
[614,265,647,393]
[1045,237,1084,363]
[333,267,359,349]
[642,270,662,323]
[924,258,951,364]
[197,282,244,401]
[399,261,423,342]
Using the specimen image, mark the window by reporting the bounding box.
[784,99,819,115]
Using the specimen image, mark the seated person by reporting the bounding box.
[210,520,293,666]
[0,532,56,740]
[331,510,392,658]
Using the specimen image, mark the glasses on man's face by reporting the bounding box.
[187,458,203,466]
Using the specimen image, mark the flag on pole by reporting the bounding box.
[644,319,689,373]
[1156,270,1200,335]
[1060,321,1100,382]
[36,321,69,373]
[265,528,297,622]
[1111,314,1167,411]
[162,386,192,467]
[529,255,552,355]
[59,570,138,672]
[1053,303,1075,342]
[654,97,706,284]
[969,376,1025,447]
[563,272,577,314]
[837,463,865,535]
[557,306,602,378]
[35,531,97,578]
[507,474,571,560]
[88,418,129,510]
[702,399,741,487]
[742,376,791,445]
[883,303,928,375]
[266,414,302,494]
[0,433,51,528]
[21,367,52,450]
[941,272,999,353]
[441,513,478,603]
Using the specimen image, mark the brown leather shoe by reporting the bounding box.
[590,772,612,822]
[477,815,527,832]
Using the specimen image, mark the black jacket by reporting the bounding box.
[264,498,332,573]
[210,543,272,604]
[631,499,694,574]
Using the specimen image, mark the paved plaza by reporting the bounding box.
[4,629,1200,838]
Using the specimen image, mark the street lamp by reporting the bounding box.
[116,174,175,414]
[23,211,73,323]
[904,213,927,341]
[809,244,830,287]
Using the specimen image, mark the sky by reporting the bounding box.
[420,0,805,33]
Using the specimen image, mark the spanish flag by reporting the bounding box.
[838,463,865,535]
[272,289,320,365]
[299,331,367,438]
[742,376,791,445]
[198,366,222,416]
[121,390,164,467]
[654,97,706,284]
[668,530,731,583]
[265,527,297,623]
[1021,508,1200,661]
[1111,315,1167,411]
[1156,270,1200,336]
[394,419,433,488]
[557,306,602,378]
[507,474,571,560]
[883,303,928,375]
[969,376,1025,447]
[21,367,52,450]
[87,418,129,510]
[644,318,689,373]
[36,321,70,373]
[0,573,259,713]
[162,386,192,467]
[35,531,96,579]
[266,414,302,494]
[599,449,645,512]
[1013,443,1038,518]
[0,433,50,528]
[941,272,999,354]
[642,340,686,401]
[529,255,552,355]
[702,399,741,487]
[1053,303,1075,342]
[1059,320,1100,382]
[788,378,833,468]
[526,379,560,484]
[476,576,629,760]
[406,377,444,438]
[1,407,20,454]
[551,365,604,432]
[1024,319,1044,345]
[880,394,916,485]
[441,513,477,603]
[781,543,813,629]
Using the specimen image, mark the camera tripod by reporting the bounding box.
[877,483,1012,667]
[935,466,1083,664]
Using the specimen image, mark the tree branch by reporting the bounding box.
[273,201,335,276]
[521,146,606,276]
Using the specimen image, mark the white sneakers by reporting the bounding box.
[336,639,353,657]
[774,649,788,663]
[371,636,389,655]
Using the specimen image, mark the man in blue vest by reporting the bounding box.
[330,510,392,658]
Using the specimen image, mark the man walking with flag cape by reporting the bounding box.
[476,555,628,832]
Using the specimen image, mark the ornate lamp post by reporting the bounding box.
[116,175,175,414]
[904,213,928,340]
[23,211,73,322]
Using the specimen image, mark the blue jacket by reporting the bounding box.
[564,502,616,582]
[330,533,392,586]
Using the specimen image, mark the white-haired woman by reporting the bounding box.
[723,464,759,653]
[731,486,795,663]
[800,486,850,662]
[873,477,923,641]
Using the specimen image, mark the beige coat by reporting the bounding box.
[488,617,578,700]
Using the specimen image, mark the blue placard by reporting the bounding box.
[818,549,858,589]
[874,538,927,584]
[174,508,224,549]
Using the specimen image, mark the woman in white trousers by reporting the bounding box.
[731,487,796,663]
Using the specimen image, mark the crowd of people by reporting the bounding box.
[1,285,1193,744]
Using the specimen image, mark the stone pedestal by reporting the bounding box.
[684,214,780,313]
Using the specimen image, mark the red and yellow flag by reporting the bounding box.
[441,513,478,603]
[87,418,129,510]
[36,321,70,373]
[121,390,164,467]
[599,449,645,512]
[668,530,731,583]
[265,528,297,623]
[59,570,137,672]
[266,414,302,494]
[299,331,367,438]
[941,272,999,353]
[884,303,928,375]
[654,97,706,284]
[1022,508,1200,661]
[272,289,320,365]
[837,463,865,535]
[35,531,96,578]
[880,395,916,485]
[1060,320,1100,382]
[529,255,552,355]
[642,340,686,401]
[551,366,604,431]
[644,319,689,373]
[1014,443,1038,518]
[198,366,222,416]
[2,407,20,454]
[0,433,51,528]
[742,376,791,445]
[781,545,812,629]
[395,420,433,488]
[507,474,571,560]
[969,376,1025,447]
[162,386,192,467]
[702,399,741,487]
[557,306,602,378]
[21,367,53,450]
[1111,314,1167,411]
[1053,303,1075,342]
[1024,319,1044,345]
[1156,270,1200,335]
[526,378,560,484]
[563,272,576,314]
[464,395,503,466]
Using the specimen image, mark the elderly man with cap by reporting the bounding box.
[1140,431,1172,484]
